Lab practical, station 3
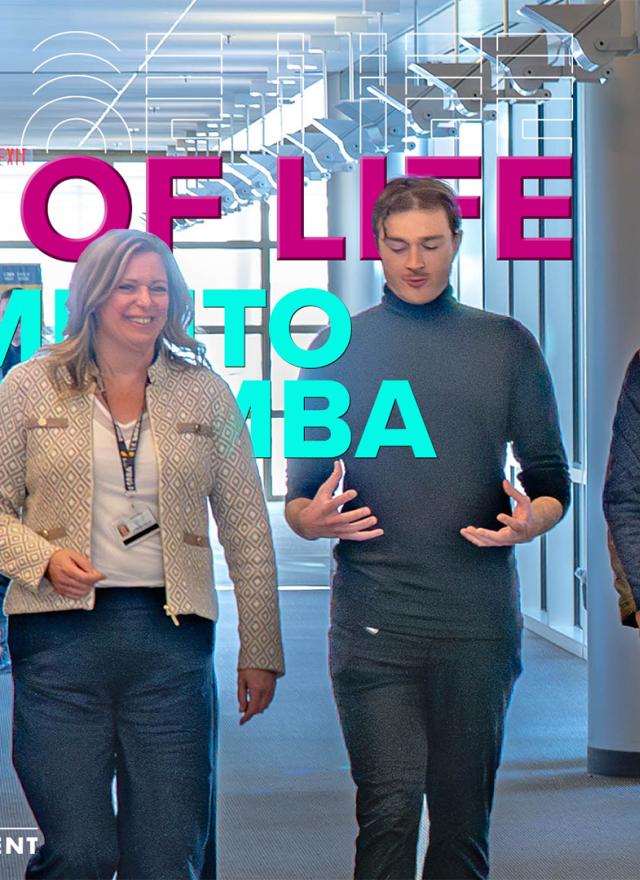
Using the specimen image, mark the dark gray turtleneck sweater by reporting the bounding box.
[286,285,570,639]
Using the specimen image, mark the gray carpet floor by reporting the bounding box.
[0,507,637,879]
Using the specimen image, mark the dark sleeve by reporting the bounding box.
[285,452,335,504]
[507,322,571,513]
[603,351,640,621]
[285,327,338,504]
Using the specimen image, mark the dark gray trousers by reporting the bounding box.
[330,624,522,880]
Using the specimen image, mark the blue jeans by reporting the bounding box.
[330,624,522,880]
[9,588,217,880]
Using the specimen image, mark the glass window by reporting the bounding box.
[271,332,316,410]
[270,418,286,497]
[457,122,483,310]
[2,163,110,243]
[115,161,263,242]
[172,201,262,243]
[113,162,147,232]
[0,247,73,329]
[268,178,329,241]
[269,256,329,326]
[195,332,263,396]
[48,178,106,241]
[0,163,43,242]
[174,248,264,326]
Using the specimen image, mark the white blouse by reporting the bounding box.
[91,396,165,587]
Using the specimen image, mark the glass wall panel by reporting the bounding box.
[541,81,582,632]
[113,162,147,232]
[195,333,263,396]
[483,114,509,316]
[0,247,72,330]
[174,202,262,243]
[48,178,106,240]
[115,162,263,241]
[545,504,577,633]
[269,256,329,326]
[511,102,540,340]
[174,248,263,326]
[0,163,42,242]
[271,332,316,410]
[271,418,286,498]
[516,540,543,616]
[268,178,329,240]
[544,262,574,459]
[458,122,483,310]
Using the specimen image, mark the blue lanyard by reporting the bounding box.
[98,381,145,494]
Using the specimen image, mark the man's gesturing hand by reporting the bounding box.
[46,548,106,598]
[460,479,536,548]
[287,461,384,542]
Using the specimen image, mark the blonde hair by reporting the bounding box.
[43,229,206,392]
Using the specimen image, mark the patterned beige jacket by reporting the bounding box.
[0,349,284,675]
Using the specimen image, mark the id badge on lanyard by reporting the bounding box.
[100,382,160,548]
[113,504,160,547]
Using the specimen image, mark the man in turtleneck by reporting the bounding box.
[285,177,570,880]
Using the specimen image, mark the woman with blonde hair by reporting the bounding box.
[0,228,284,879]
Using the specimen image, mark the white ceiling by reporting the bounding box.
[0,0,529,152]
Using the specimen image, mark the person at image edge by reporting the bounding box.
[0,229,284,880]
[603,355,640,631]
[0,286,24,674]
[285,176,570,880]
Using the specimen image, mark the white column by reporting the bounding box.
[584,50,640,774]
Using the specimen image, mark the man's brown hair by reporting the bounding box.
[372,176,462,240]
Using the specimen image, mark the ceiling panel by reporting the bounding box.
[0,0,536,152]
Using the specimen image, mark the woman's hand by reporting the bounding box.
[237,668,277,725]
[45,549,106,598]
